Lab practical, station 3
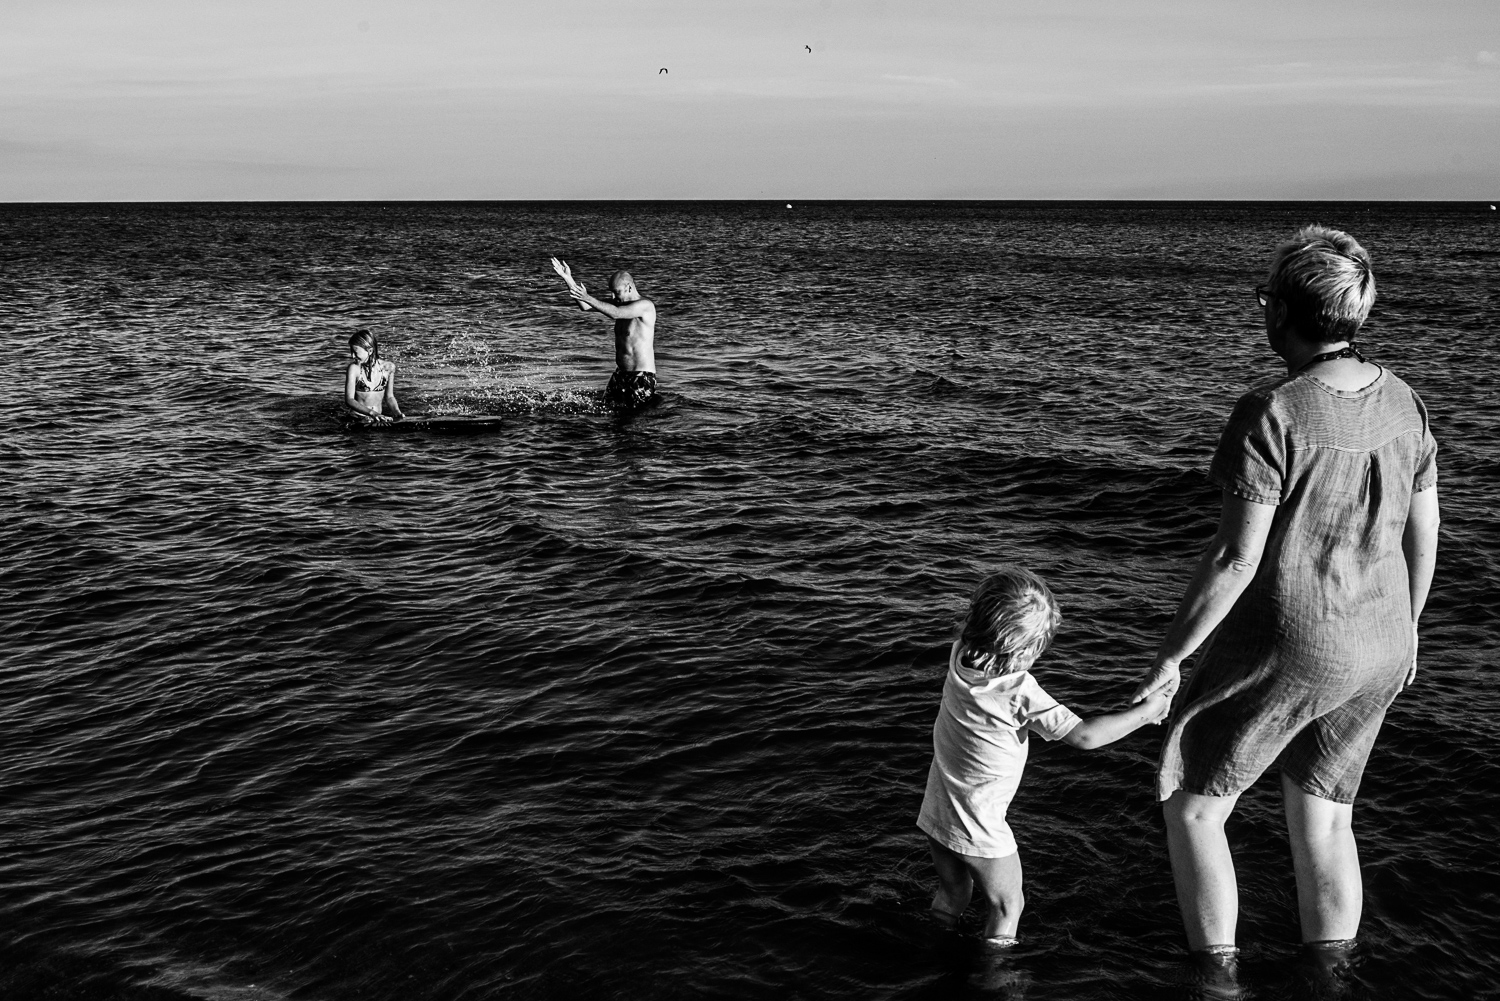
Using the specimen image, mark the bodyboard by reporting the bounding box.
[356,416,506,434]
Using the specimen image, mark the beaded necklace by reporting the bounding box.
[1295,343,1364,373]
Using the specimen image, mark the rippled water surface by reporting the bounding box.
[3,201,1498,1000]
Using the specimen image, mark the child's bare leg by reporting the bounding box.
[925,836,974,925]
[969,852,1024,941]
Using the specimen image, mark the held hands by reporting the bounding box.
[1129,659,1178,727]
[1139,690,1173,725]
[1131,656,1180,708]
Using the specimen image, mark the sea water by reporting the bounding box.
[2,201,1497,999]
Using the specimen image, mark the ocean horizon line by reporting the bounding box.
[3,197,1497,208]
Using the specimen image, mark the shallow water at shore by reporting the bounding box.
[2,201,1498,999]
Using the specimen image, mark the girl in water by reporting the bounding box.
[344,329,404,423]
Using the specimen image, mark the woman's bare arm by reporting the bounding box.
[1131,490,1277,703]
[1402,486,1440,686]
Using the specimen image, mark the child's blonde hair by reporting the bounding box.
[349,328,381,374]
[956,567,1062,677]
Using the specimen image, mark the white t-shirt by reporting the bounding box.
[916,641,1081,857]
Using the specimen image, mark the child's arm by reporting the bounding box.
[1060,691,1171,750]
[384,365,404,420]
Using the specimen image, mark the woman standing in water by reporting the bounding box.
[344,328,404,423]
[1132,226,1440,960]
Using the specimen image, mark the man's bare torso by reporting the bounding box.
[614,306,656,373]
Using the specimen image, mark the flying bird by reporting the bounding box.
[805,45,812,53]
[659,67,668,74]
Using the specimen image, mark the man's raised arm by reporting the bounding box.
[568,286,654,320]
[550,257,592,311]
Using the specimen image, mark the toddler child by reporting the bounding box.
[917,566,1173,944]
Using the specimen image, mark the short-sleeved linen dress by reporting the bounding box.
[918,641,1082,857]
[1157,367,1438,804]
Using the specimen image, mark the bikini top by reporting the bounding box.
[353,362,390,393]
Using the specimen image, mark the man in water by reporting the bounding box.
[550,258,658,409]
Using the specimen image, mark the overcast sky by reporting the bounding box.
[2,0,1497,200]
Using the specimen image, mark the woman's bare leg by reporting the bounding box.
[1281,773,1361,943]
[1163,789,1243,950]
[926,836,974,925]
[968,851,1024,940]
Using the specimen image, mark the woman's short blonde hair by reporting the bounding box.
[1266,225,1376,345]
[956,567,1062,677]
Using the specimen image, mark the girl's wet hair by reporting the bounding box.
[1266,225,1376,345]
[348,328,380,367]
[956,567,1062,677]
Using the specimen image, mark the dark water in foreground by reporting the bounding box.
[2,201,1498,1000]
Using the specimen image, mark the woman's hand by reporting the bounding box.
[1404,623,1419,689]
[1132,656,1181,706]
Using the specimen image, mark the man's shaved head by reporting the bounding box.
[608,270,641,302]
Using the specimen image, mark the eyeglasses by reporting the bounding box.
[1254,284,1271,308]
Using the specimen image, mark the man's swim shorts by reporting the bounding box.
[604,369,658,409]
